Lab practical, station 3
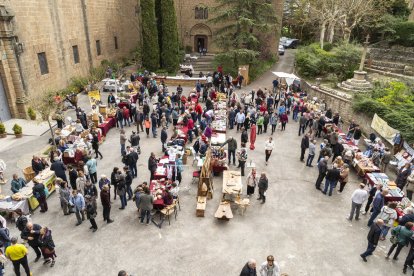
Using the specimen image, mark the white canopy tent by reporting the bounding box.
[272,72,300,93]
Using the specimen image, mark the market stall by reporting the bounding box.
[196,149,213,217]
[214,170,243,221]
[365,173,403,202]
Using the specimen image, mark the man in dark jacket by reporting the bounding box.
[161,127,168,152]
[100,185,113,223]
[50,159,67,182]
[300,134,310,162]
[123,167,133,200]
[129,131,140,147]
[240,127,248,146]
[367,190,389,226]
[315,156,329,190]
[125,147,139,178]
[21,222,42,262]
[228,108,236,129]
[360,219,384,262]
[222,137,237,165]
[257,173,269,204]
[240,259,257,276]
[322,164,340,196]
[68,165,78,190]
[148,153,158,181]
[33,181,48,212]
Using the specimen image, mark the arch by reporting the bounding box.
[189,23,212,37]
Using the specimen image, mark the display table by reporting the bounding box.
[214,201,233,220]
[365,173,404,202]
[98,117,116,136]
[0,198,30,215]
[24,169,56,210]
[222,171,242,197]
[211,133,227,146]
[176,126,188,143]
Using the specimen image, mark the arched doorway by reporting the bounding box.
[190,24,212,52]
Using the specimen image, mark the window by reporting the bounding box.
[72,45,80,64]
[96,40,101,56]
[37,52,49,75]
[114,36,118,50]
[195,7,208,19]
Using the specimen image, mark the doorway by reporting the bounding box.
[194,35,208,53]
[0,76,11,121]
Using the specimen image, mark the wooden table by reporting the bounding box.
[222,171,242,197]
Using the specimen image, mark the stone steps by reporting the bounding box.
[187,53,215,73]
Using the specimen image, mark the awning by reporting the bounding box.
[272,72,300,93]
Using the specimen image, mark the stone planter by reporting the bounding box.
[0,133,6,138]
[15,133,22,138]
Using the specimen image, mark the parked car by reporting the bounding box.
[278,44,285,55]
[283,39,299,49]
[102,78,124,92]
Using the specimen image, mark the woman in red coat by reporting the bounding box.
[280,112,289,131]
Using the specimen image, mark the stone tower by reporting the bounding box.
[174,0,284,55]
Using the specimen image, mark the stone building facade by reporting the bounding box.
[174,0,284,54]
[0,0,140,120]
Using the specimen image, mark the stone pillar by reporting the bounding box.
[0,5,27,118]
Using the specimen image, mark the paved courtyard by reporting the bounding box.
[0,51,406,275]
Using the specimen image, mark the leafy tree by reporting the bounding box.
[141,0,160,71]
[156,0,180,73]
[210,0,278,72]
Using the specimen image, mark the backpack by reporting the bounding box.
[16,216,28,232]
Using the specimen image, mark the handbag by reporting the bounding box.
[390,235,398,244]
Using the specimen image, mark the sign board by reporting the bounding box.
[88,90,101,106]
[371,113,399,144]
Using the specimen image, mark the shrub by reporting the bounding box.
[27,107,36,120]
[185,46,193,53]
[0,122,5,134]
[141,0,160,71]
[394,21,414,47]
[12,124,22,135]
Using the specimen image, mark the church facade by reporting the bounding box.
[173,0,284,54]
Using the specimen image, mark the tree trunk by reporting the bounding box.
[47,119,56,146]
[328,21,335,43]
[320,21,326,49]
[344,28,351,43]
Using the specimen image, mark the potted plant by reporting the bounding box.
[27,107,36,120]
[0,122,6,138]
[12,124,22,138]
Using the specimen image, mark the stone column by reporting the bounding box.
[0,5,27,118]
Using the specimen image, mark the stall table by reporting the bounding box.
[365,173,403,202]
[98,117,116,136]
[0,198,30,215]
[222,171,242,199]
[24,169,56,210]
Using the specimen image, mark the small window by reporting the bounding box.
[195,7,208,19]
[37,52,49,75]
[114,36,118,50]
[72,45,80,64]
[96,40,101,56]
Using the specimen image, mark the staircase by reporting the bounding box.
[365,46,414,78]
[187,53,215,75]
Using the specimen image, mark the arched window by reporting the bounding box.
[195,6,208,19]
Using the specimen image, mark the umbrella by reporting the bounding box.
[272,72,300,93]
[250,124,257,150]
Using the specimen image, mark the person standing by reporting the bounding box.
[259,255,280,276]
[21,222,42,262]
[33,180,48,213]
[246,168,258,197]
[306,139,316,167]
[117,173,127,210]
[86,156,98,184]
[396,163,412,190]
[353,126,362,145]
[360,219,384,262]
[5,237,31,276]
[279,112,288,131]
[298,114,307,136]
[50,157,67,182]
[256,114,264,135]
[264,137,275,165]
[300,134,309,162]
[237,149,248,177]
[322,164,340,196]
[122,106,131,127]
[84,181,98,209]
[222,137,237,166]
[59,181,71,216]
[241,127,248,146]
[175,154,184,184]
[123,167,133,201]
[338,164,350,193]
[381,147,392,173]
[76,171,87,195]
[10,174,26,194]
[270,113,278,135]
[348,183,368,221]
[125,147,139,178]
[120,129,127,156]
[406,172,414,201]
[367,189,389,227]
[148,153,158,181]
[378,202,398,240]
[228,107,236,130]
[138,187,153,225]
[315,156,329,190]
[38,227,56,267]
[68,165,78,190]
[257,173,268,204]
[240,259,257,276]
[386,222,414,260]
[91,132,103,159]
[236,110,246,132]
[161,126,168,152]
[187,116,194,143]
[70,190,85,226]
[100,185,113,224]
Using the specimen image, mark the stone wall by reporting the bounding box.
[0,0,140,101]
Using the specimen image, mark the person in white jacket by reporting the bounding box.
[377,202,398,240]
[264,137,275,165]
[259,255,280,276]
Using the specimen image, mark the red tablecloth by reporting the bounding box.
[153,165,167,180]
[98,117,116,136]
[62,156,76,165]
[118,102,129,109]
[176,126,189,143]
[191,95,198,104]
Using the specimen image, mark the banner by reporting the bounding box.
[88,90,101,106]
[371,113,399,144]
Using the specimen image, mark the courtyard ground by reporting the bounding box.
[0,50,406,275]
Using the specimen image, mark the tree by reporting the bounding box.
[140,0,160,71]
[156,0,180,73]
[29,91,59,146]
[210,0,278,71]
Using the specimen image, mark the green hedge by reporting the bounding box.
[141,0,160,71]
[295,43,361,81]
[395,21,414,47]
